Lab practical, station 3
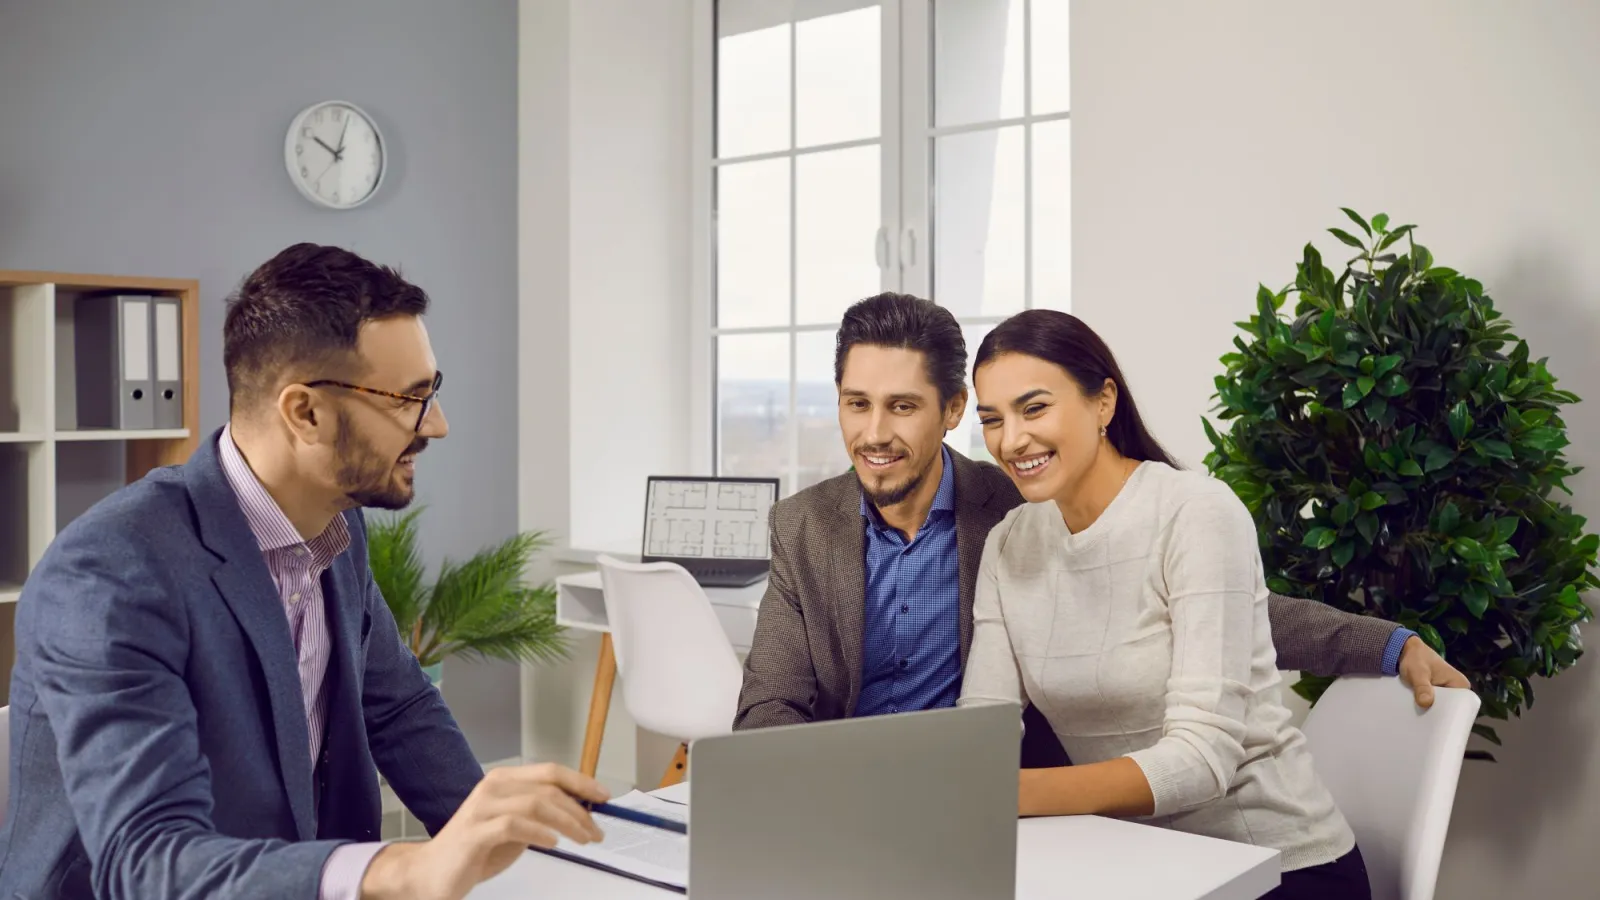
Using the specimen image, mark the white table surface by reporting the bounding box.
[468,791,1280,900]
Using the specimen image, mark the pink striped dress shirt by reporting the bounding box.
[218,426,384,898]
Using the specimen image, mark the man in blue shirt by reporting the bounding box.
[735,293,1467,762]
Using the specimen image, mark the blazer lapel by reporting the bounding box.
[320,533,366,725]
[316,532,367,827]
[828,478,869,716]
[185,431,317,840]
[951,452,1008,666]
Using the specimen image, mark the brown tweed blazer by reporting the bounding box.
[734,449,1398,733]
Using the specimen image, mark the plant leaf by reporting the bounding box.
[1424,445,1456,473]
[1372,212,1390,233]
[1494,516,1520,544]
[1333,540,1355,568]
[1328,227,1367,250]
[1379,374,1411,397]
[1476,439,1513,460]
[1303,527,1338,550]
[1340,207,1372,238]
[366,507,430,650]
[1472,724,1503,746]
[1438,501,1461,535]
[1463,582,1491,617]
[421,529,569,666]
[1449,401,1473,442]
[1342,383,1364,409]
[1399,459,1424,477]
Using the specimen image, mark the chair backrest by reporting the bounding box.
[1,705,9,827]
[596,556,744,742]
[1300,676,1479,900]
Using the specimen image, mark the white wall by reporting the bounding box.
[518,0,693,789]
[1071,1,1600,895]
[567,0,694,552]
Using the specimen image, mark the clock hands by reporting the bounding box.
[313,136,342,161]
[335,114,352,158]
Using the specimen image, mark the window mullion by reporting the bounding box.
[787,20,800,495]
[898,0,932,300]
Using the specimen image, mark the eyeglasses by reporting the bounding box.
[305,370,443,433]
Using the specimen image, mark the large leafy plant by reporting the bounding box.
[367,507,570,669]
[1204,209,1599,751]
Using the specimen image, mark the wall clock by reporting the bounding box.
[284,100,386,210]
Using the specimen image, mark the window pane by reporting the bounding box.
[949,324,995,465]
[718,334,791,486]
[934,0,1023,128]
[795,329,850,492]
[796,6,881,147]
[717,158,792,329]
[933,126,1025,317]
[717,17,791,157]
[1032,119,1070,311]
[1030,0,1069,115]
[796,145,881,325]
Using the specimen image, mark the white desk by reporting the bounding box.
[554,570,765,779]
[554,570,765,650]
[469,797,1280,900]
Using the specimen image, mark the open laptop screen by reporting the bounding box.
[641,476,779,562]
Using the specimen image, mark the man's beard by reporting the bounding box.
[334,411,428,510]
[856,447,937,509]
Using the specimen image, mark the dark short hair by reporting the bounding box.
[974,309,1177,466]
[223,243,429,412]
[834,292,966,406]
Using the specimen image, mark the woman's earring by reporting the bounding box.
[1100,425,1108,438]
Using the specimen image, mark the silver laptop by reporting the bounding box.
[640,475,780,587]
[688,703,1020,899]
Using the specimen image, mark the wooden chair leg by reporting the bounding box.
[658,742,689,788]
[578,634,616,778]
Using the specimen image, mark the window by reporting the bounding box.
[699,0,1069,492]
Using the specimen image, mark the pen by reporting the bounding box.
[586,801,689,835]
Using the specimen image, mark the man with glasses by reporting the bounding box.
[1,244,605,900]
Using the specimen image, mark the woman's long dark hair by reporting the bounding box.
[974,310,1177,467]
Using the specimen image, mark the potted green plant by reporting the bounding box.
[366,507,570,688]
[1203,209,1600,756]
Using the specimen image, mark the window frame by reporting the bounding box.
[692,0,1068,490]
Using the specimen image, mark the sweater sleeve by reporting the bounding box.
[1124,489,1261,816]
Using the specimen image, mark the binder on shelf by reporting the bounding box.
[75,294,155,430]
[153,297,183,429]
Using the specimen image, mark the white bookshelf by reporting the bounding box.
[0,270,200,700]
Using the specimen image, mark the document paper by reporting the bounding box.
[548,790,689,890]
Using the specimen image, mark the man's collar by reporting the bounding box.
[218,423,351,557]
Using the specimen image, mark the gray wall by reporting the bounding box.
[0,0,523,762]
[1073,1,1600,894]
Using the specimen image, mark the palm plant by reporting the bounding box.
[366,507,570,681]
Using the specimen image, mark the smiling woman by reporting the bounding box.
[962,309,1376,900]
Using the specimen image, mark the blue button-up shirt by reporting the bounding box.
[854,445,964,717]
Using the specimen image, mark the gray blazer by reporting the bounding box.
[0,430,484,899]
[735,450,1398,741]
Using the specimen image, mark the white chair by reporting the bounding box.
[595,556,744,787]
[1300,675,1480,900]
[1,705,9,827]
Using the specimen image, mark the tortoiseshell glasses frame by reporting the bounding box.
[305,370,442,433]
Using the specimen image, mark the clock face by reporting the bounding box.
[284,101,385,209]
